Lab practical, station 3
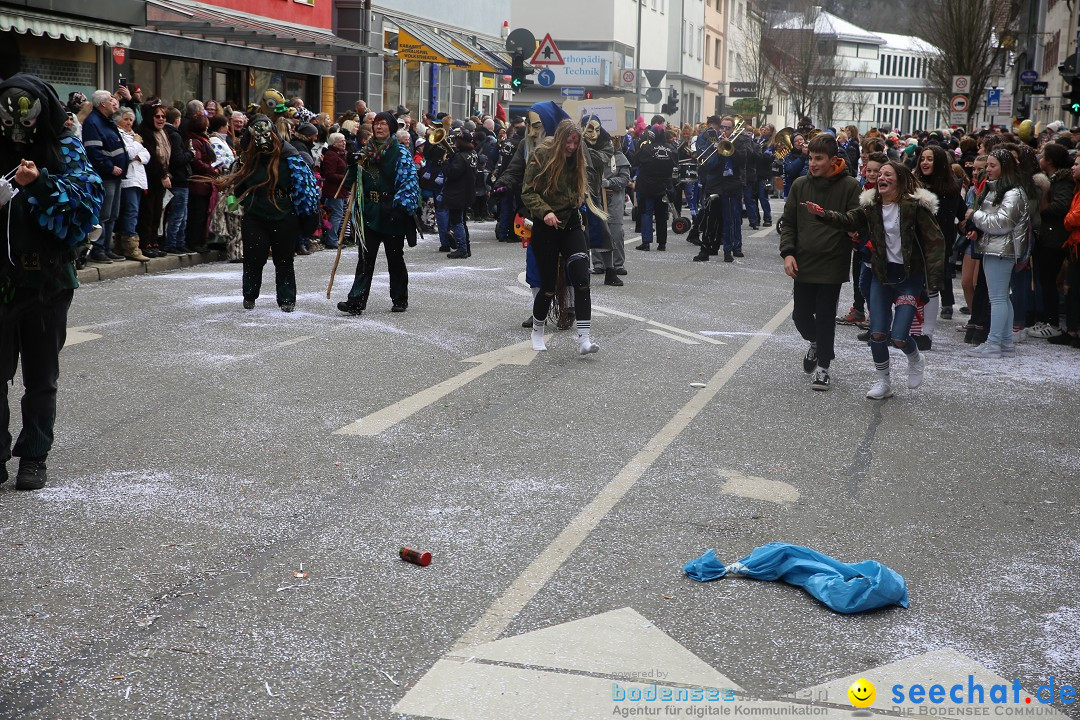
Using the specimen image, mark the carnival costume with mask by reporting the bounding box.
[338,111,420,315]
[232,114,319,311]
[493,102,570,322]
[579,115,619,286]
[0,73,103,490]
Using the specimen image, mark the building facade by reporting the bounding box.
[703,0,724,115]
[0,0,144,103]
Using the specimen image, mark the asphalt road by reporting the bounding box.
[1,202,1078,720]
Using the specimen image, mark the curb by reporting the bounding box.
[77,250,228,284]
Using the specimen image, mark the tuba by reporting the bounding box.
[769,127,795,161]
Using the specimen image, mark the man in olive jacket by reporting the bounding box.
[778,133,861,390]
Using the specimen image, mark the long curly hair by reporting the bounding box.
[914,145,958,198]
[531,119,605,218]
[216,128,285,211]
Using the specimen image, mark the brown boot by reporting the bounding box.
[122,234,151,262]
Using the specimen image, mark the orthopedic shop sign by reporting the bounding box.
[547,52,616,88]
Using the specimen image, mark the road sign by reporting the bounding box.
[530,33,564,65]
[1031,81,1048,95]
[951,75,971,93]
[997,95,1012,114]
[536,68,555,87]
[1019,69,1038,84]
[644,87,662,104]
[561,87,585,98]
[986,88,1001,107]
[621,69,635,86]
[643,69,666,88]
[505,28,536,57]
[950,94,969,113]
[949,112,968,125]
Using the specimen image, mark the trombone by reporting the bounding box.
[698,119,744,166]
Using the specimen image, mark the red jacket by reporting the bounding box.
[320,146,349,199]
[188,133,219,197]
[1064,186,1080,259]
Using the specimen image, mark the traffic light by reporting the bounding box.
[511,53,534,90]
[584,91,592,99]
[661,87,679,115]
[1063,81,1080,115]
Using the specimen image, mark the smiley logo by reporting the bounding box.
[847,678,876,709]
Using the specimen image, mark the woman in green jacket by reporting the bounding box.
[806,161,945,400]
[521,119,606,355]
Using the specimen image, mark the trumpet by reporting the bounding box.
[699,119,744,165]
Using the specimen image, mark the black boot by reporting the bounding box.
[15,458,47,491]
[604,269,624,286]
[692,250,710,262]
[337,299,364,316]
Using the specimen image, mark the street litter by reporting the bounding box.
[689,382,707,388]
[683,542,909,614]
[136,614,161,628]
[293,563,308,579]
[265,681,276,697]
[400,547,432,566]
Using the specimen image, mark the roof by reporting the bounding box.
[874,31,938,56]
[772,9,885,45]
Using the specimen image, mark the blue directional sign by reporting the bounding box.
[1019,69,1038,84]
[986,88,1001,108]
[561,87,585,98]
[537,68,556,87]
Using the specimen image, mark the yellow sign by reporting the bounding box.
[480,76,495,89]
[396,29,455,64]
[449,39,499,73]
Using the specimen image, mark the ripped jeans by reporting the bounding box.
[868,262,924,370]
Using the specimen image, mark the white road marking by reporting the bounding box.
[451,300,794,652]
[587,304,646,322]
[718,470,799,504]
[334,341,538,437]
[752,228,773,238]
[65,326,102,347]
[645,328,700,345]
[267,335,314,350]
[645,320,725,345]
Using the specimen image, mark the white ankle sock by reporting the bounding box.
[577,320,598,354]
[531,317,547,351]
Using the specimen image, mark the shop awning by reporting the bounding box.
[0,6,132,47]
[447,33,512,74]
[145,0,383,56]
[384,16,474,67]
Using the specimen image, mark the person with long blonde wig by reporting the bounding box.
[521,119,607,355]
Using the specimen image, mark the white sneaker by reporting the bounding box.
[907,354,926,389]
[531,322,547,351]
[866,379,894,400]
[1026,323,1063,339]
[1000,343,1016,357]
[578,337,599,355]
[967,342,1002,358]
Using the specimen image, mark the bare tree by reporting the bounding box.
[761,0,852,127]
[735,0,777,126]
[848,88,873,128]
[920,0,1019,127]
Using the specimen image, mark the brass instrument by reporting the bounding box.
[806,128,823,141]
[427,117,455,154]
[768,127,795,161]
[699,119,744,165]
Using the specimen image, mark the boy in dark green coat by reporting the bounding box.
[778,132,861,391]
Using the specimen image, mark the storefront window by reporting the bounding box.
[212,68,243,109]
[129,58,157,98]
[285,76,306,104]
[403,60,421,115]
[159,58,200,109]
[382,56,400,112]
[250,69,285,107]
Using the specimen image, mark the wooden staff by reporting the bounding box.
[325,178,356,299]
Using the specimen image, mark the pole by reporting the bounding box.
[326,181,357,299]
[360,0,371,102]
[635,0,642,121]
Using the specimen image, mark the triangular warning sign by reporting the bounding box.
[530,33,564,65]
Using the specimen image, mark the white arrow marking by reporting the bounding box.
[333,341,538,437]
[65,326,102,347]
[645,328,700,345]
[718,469,799,504]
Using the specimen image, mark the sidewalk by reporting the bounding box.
[76,250,228,284]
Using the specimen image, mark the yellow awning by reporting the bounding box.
[449,39,498,73]
[390,18,472,66]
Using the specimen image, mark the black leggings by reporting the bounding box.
[242,213,298,305]
[531,213,591,323]
[1037,246,1065,326]
[791,281,842,368]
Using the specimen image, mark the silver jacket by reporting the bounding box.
[972,182,1030,259]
